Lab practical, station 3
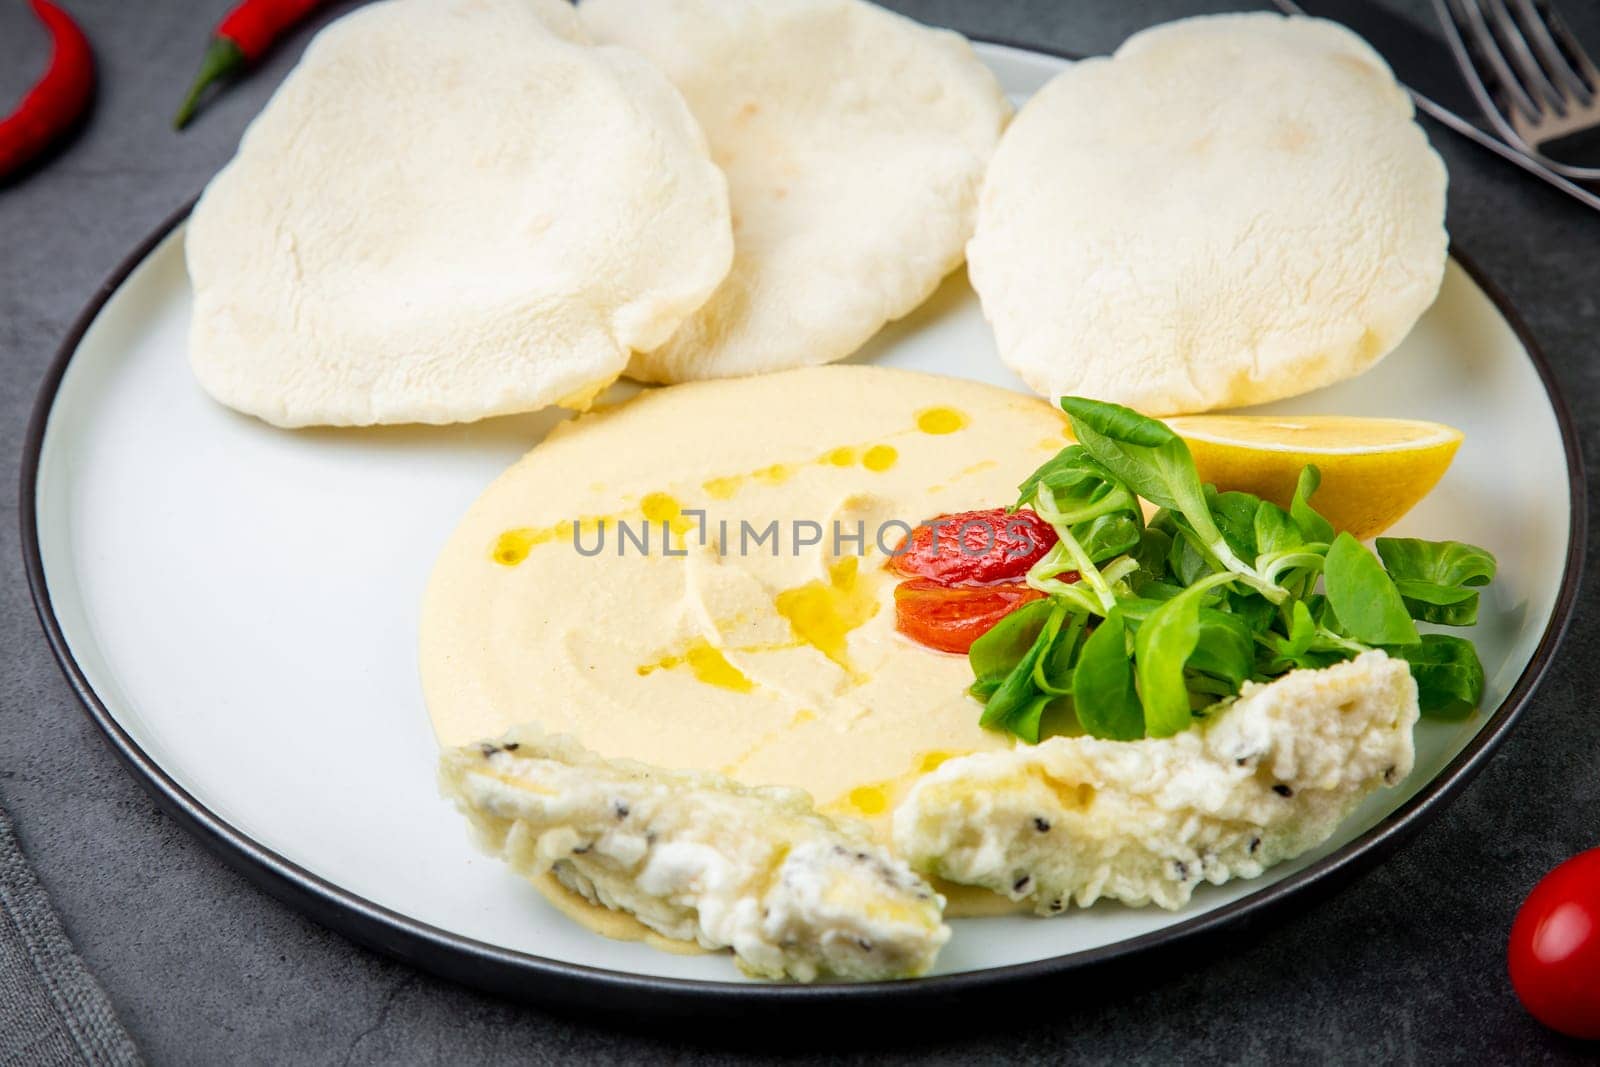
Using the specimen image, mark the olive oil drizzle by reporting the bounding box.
[488,407,970,566]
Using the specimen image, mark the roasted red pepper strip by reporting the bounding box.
[886,507,1058,586]
[174,0,330,129]
[0,1,94,182]
[893,580,1046,655]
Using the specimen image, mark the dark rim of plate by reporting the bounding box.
[16,39,1588,1015]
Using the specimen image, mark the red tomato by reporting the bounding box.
[1509,848,1600,1039]
[886,507,1058,586]
[893,580,1044,654]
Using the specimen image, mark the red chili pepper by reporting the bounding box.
[0,1,94,182]
[174,0,330,130]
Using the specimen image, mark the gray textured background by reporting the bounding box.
[3,0,1599,1062]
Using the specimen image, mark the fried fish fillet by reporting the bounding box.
[441,727,949,981]
[894,651,1418,911]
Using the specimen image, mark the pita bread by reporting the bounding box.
[967,13,1448,415]
[186,0,732,427]
[580,0,1011,383]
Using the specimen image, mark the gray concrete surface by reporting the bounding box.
[2,0,1599,1062]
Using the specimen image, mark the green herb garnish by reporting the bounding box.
[968,397,1495,742]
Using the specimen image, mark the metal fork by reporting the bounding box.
[1436,0,1600,180]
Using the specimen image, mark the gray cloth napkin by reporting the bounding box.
[0,804,141,1067]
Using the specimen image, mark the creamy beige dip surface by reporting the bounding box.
[420,365,1069,840]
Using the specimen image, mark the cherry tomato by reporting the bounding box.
[886,507,1058,586]
[1509,847,1600,1039]
[893,580,1044,654]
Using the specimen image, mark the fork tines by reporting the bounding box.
[1437,0,1600,176]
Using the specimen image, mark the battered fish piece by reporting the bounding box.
[440,728,949,982]
[893,651,1417,911]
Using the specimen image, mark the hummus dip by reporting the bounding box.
[420,365,1067,858]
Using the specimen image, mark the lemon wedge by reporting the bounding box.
[1164,415,1464,541]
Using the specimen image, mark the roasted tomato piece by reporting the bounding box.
[886,507,1058,586]
[893,580,1045,654]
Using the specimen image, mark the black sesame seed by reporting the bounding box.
[1173,861,1189,881]
[1236,756,1249,767]
[1033,817,1051,833]
[1249,836,1262,854]
[856,851,869,861]
[1272,784,1293,798]
[856,938,874,952]
[1013,875,1032,893]
[479,743,499,757]
[1048,899,1064,912]
[572,844,591,855]
[1383,764,1397,784]
[614,801,630,819]
[503,742,520,751]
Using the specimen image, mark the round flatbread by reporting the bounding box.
[186,0,732,427]
[579,0,1011,383]
[967,13,1448,416]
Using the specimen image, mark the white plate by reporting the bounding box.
[22,42,1583,1009]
